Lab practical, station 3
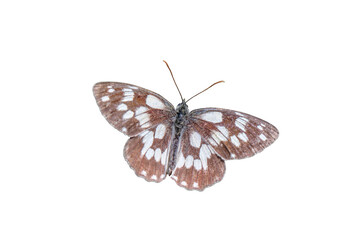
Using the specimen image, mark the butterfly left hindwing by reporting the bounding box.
[123,122,173,182]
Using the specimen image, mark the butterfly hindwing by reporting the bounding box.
[190,108,279,160]
[124,122,173,182]
[170,124,226,191]
[93,82,175,136]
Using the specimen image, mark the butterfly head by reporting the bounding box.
[176,100,189,116]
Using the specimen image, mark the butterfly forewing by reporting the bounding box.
[124,122,173,182]
[170,124,226,191]
[190,108,279,160]
[93,82,175,136]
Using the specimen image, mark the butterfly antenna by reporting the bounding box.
[186,80,225,103]
[163,60,184,101]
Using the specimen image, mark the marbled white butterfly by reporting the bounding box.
[93,61,279,191]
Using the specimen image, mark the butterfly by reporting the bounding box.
[93,61,279,191]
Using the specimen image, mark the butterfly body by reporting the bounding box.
[93,81,279,191]
[167,101,189,174]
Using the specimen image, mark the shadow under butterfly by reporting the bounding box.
[93,61,279,191]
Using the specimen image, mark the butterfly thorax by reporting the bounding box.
[167,101,189,174]
[174,101,189,131]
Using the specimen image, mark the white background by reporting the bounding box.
[1,1,360,239]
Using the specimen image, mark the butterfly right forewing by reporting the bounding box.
[190,108,279,160]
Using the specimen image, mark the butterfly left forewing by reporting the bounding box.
[93,82,175,136]
[190,108,279,160]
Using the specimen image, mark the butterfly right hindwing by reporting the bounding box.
[170,123,226,191]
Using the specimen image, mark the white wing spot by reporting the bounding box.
[217,126,229,138]
[259,134,267,141]
[211,133,221,145]
[239,117,249,123]
[155,124,166,139]
[231,153,236,158]
[135,113,150,126]
[101,96,110,102]
[257,125,263,130]
[123,110,134,120]
[135,107,148,115]
[176,153,186,168]
[160,174,165,179]
[154,148,162,162]
[117,103,127,111]
[108,88,115,93]
[139,130,149,137]
[208,144,215,153]
[235,118,247,131]
[122,95,134,102]
[161,149,168,166]
[151,175,157,180]
[141,131,154,155]
[185,155,194,169]
[124,91,134,97]
[122,127,127,132]
[238,132,248,142]
[181,181,187,186]
[208,137,217,146]
[145,148,154,160]
[199,144,211,170]
[200,112,223,123]
[230,135,240,147]
[190,131,202,148]
[107,85,113,88]
[146,95,166,109]
[129,86,138,90]
[142,122,151,128]
[193,182,199,188]
[122,90,134,102]
[194,159,202,171]
[141,170,147,176]
[212,130,227,142]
